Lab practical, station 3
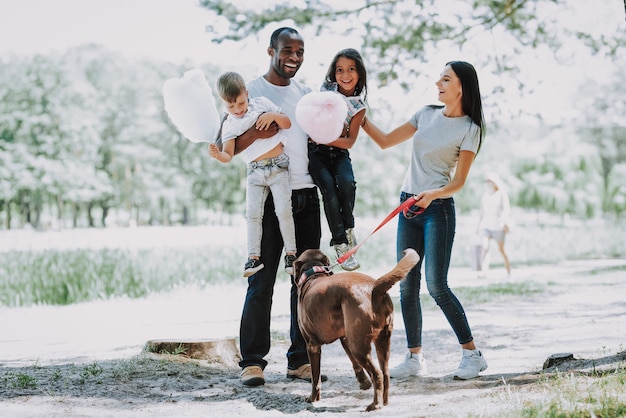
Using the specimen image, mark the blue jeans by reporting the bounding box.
[239,187,321,370]
[308,142,356,246]
[396,193,474,348]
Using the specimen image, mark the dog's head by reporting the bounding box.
[293,249,331,287]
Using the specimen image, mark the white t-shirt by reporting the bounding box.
[221,96,286,163]
[480,189,510,230]
[247,76,314,190]
[402,106,481,194]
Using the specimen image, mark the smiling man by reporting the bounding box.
[232,27,322,387]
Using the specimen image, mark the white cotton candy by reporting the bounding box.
[295,91,347,145]
[163,68,221,143]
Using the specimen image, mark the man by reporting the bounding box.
[232,27,322,386]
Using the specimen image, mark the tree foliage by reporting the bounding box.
[0,46,244,229]
[1,0,624,229]
[200,0,617,88]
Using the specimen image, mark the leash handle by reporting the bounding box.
[336,196,424,265]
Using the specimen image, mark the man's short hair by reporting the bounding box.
[269,27,299,49]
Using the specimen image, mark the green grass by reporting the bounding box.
[501,367,626,418]
[392,281,551,312]
[0,214,624,307]
[0,246,243,307]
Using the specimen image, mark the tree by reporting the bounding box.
[202,1,622,84]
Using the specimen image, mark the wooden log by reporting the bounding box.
[543,352,575,369]
[144,338,241,366]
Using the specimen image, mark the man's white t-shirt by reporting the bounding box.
[221,96,286,163]
[247,76,315,190]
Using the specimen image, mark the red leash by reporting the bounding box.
[336,196,424,265]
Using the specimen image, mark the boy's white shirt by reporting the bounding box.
[221,96,286,163]
[247,76,315,190]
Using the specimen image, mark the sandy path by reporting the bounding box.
[1,258,625,417]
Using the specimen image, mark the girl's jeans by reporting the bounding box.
[396,193,474,348]
[308,142,356,246]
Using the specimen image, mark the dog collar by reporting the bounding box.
[298,265,333,286]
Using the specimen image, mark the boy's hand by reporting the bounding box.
[208,143,220,159]
[256,112,276,130]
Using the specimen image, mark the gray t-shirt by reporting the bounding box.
[402,105,481,194]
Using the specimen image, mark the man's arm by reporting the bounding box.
[233,121,279,155]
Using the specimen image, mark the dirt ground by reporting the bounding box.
[1,258,625,417]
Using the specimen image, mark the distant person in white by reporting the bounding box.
[477,172,511,277]
[208,71,297,278]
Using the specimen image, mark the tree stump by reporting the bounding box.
[543,352,575,369]
[144,338,241,366]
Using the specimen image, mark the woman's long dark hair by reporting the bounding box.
[446,61,485,149]
[324,48,368,101]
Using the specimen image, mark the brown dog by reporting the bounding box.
[293,248,419,411]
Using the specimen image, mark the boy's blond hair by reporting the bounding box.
[217,72,246,103]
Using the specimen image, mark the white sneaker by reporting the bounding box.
[334,243,360,271]
[453,349,488,380]
[389,352,428,378]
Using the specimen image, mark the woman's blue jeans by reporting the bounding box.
[308,142,356,246]
[396,193,474,348]
[239,187,321,370]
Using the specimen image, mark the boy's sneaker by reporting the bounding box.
[453,349,488,380]
[243,258,264,277]
[389,352,428,378]
[334,243,360,271]
[284,254,297,275]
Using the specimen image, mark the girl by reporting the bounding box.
[361,61,488,380]
[308,48,367,271]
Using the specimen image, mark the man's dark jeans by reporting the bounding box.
[308,142,356,246]
[238,187,321,370]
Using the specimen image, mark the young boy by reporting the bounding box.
[209,71,297,277]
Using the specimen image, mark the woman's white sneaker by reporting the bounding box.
[389,352,428,378]
[453,349,488,380]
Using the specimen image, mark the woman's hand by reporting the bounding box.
[413,190,437,209]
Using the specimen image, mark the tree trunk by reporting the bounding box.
[144,338,241,366]
[87,202,95,227]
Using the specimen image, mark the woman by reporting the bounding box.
[361,61,487,380]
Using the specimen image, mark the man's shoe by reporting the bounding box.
[389,352,428,378]
[243,258,264,278]
[334,243,360,271]
[284,254,297,275]
[286,364,328,382]
[453,349,488,380]
[241,365,265,386]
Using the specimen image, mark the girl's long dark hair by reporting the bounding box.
[324,48,368,101]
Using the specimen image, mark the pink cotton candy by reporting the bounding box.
[163,69,220,143]
[295,91,347,145]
